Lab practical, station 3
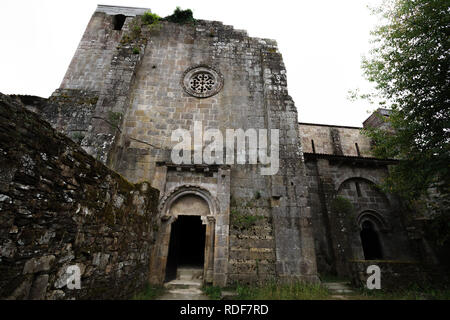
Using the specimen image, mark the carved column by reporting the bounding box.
[149,215,172,285]
[204,215,216,283]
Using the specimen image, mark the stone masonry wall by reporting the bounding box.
[304,156,415,277]
[349,260,431,290]
[35,8,155,165]
[60,11,128,92]
[299,123,372,157]
[13,90,98,144]
[109,18,317,284]
[0,94,159,299]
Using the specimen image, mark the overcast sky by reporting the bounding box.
[0,0,381,127]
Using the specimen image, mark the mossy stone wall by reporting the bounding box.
[0,94,159,299]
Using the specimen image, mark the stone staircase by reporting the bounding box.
[158,267,209,300]
[323,281,354,299]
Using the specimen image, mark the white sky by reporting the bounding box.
[0,0,380,127]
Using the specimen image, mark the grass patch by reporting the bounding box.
[319,273,351,283]
[203,285,222,300]
[352,285,450,300]
[233,281,331,300]
[201,281,450,300]
[133,284,166,300]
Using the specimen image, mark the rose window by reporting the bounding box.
[181,65,224,98]
[189,73,216,94]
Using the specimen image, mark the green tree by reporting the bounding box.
[361,0,449,244]
[361,0,449,199]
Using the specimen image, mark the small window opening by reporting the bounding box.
[113,14,126,31]
[311,139,316,153]
[355,181,362,197]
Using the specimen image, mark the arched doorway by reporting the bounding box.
[165,215,206,281]
[165,194,210,282]
[149,183,230,286]
[150,189,218,285]
[360,220,383,260]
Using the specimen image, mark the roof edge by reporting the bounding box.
[299,122,362,130]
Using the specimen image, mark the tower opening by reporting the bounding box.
[165,215,206,282]
[360,220,383,260]
[113,14,126,30]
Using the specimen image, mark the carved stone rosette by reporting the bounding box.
[181,65,224,98]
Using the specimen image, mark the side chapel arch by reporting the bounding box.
[357,212,386,260]
[335,177,391,261]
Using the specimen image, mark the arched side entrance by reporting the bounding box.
[357,212,387,260]
[149,186,219,285]
[360,220,383,260]
[335,178,391,262]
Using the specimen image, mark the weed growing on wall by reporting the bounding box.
[142,11,161,27]
[164,7,196,25]
[230,208,263,230]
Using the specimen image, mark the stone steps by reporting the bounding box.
[164,279,202,290]
[177,267,203,281]
[160,279,207,300]
[323,281,354,294]
[159,266,208,300]
[221,290,239,300]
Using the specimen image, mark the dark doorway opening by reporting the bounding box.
[113,14,126,30]
[165,215,206,282]
[360,220,383,260]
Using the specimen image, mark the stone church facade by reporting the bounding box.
[51,4,321,287]
[1,5,443,299]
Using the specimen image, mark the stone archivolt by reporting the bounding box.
[158,184,219,218]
